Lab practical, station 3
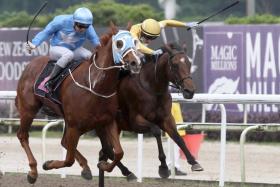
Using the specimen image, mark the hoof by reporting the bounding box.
[97,161,111,172]
[158,165,170,178]
[81,167,93,180]
[42,160,53,170]
[27,172,37,184]
[191,163,203,171]
[126,173,137,181]
[175,167,187,176]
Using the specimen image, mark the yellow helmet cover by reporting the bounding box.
[141,19,161,37]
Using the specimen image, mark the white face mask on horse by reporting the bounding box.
[112,30,139,65]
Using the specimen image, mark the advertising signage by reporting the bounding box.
[204,25,280,113]
[0,28,48,91]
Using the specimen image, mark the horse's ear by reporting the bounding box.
[110,21,118,35]
[126,21,133,30]
[163,44,172,55]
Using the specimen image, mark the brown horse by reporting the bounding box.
[113,43,203,179]
[15,24,141,184]
[93,43,203,181]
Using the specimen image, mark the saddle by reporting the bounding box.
[34,60,83,105]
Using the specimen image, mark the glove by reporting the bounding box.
[185,22,198,29]
[152,49,163,56]
[26,41,36,52]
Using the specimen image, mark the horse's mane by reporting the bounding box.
[144,42,184,63]
[94,23,118,59]
[100,32,114,46]
[99,22,119,46]
[161,42,183,53]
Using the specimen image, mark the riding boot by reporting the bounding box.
[45,64,63,92]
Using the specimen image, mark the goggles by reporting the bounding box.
[75,22,90,29]
[141,32,158,41]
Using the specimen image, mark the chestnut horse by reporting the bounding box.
[98,43,204,180]
[15,24,141,184]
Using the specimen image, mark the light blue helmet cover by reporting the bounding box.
[73,7,93,25]
[112,30,136,64]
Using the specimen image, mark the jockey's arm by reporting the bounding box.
[87,26,101,48]
[32,16,62,47]
[130,24,154,55]
[136,41,154,55]
[159,20,187,28]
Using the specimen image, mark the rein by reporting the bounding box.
[68,61,117,98]
[68,32,138,98]
[138,50,193,96]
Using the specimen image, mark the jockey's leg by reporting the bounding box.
[45,46,74,91]
[73,47,92,61]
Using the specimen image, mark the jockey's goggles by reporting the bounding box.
[140,32,158,41]
[75,22,90,29]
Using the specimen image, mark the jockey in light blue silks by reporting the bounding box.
[26,7,101,91]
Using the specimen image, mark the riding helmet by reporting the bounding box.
[73,7,93,25]
[140,19,161,40]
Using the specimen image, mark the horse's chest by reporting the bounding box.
[143,100,167,122]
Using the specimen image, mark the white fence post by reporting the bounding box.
[137,133,143,182]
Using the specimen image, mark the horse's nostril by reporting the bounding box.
[130,61,137,67]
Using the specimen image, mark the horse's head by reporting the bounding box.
[112,30,141,73]
[162,43,195,99]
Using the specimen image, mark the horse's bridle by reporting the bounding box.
[167,51,193,92]
[138,51,192,96]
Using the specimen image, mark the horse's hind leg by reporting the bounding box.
[97,120,124,172]
[150,125,171,178]
[162,115,203,171]
[43,126,80,170]
[16,97,41,184]
[60,131,92,180]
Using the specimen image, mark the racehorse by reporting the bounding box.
[96,43,203,180]
[15,23,141,184]
[43,43,204,181]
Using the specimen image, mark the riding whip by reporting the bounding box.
[26,1,48,45]
[187,0,240,30]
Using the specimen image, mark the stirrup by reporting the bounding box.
[45,81,54,92]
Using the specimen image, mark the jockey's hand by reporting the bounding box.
[152,49,163,56]
[185,22,198,29]
[26,41,36,52]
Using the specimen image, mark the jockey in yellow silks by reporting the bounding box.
[130,19,198,55]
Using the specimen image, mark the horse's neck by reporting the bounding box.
[90,46,119,93]
[141,58,170,94]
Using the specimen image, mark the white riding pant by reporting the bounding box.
[49,46,92,68]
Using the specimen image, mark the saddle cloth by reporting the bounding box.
[34,60,83,105]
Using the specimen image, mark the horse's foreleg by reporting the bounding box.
[98,144,137,181]
[97,121,124,172]
[17,113,38,184]
[150,125,170,178]
[43,127,79,170]
[61,135,92,180]
[131,114,171,177]
[162,116,203,171]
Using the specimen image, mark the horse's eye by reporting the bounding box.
[116,40,124,49]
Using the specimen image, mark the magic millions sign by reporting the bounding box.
[204,25,280,113]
